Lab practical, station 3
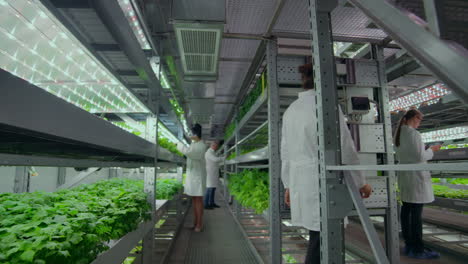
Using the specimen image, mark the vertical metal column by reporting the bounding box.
[223,144,229,203]
[56,167,66,188]
[14,167,29,193]
[142,115,159,264]
[266,40,282,264]
[234,119,241,217]
[308,1,346,263]
[374,45,400,263]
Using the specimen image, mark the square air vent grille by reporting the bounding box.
[174,23,224,77]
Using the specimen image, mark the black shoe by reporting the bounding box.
[212,204,220,208]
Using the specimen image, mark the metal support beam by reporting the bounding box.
[14,167,29,193]
[349,0,468,103]
[90,43,121,52]
[374,45,400,263]
[49,0,90,8]
[345,176,390,264]
[423,0,443,37]
[234,117,241,218]
[223,144,229,203]
[266,40,282,264]
[142,114,158,264]
[57,168,66,188]
[308,1,347,263]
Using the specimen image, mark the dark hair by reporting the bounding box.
[394,109,422,147]
[191,124,202,138]
[298,63,314,90]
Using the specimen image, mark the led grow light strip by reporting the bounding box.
[421,126,468,143]
[117,0,151,50]
[0,0,149,113]
[390,83,450,111]
[160,69,171,89]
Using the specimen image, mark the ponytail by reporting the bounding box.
[394,109,421,147]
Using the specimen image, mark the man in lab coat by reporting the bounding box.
[281,63,372,263]
[204,140,225,209]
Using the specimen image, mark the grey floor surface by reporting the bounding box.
[167,197,261,264]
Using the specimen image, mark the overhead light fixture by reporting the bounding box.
[117,0,151,50]
[421,126,468,143]
[390,83,450,111]
[0,0,149,113]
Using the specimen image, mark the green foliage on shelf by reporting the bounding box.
[224,71,267,141]
[447,178,468,185]
[432,178,468,185]
[158,136,183,157]
[224,122,237,141]
[226,148,260,160]
[440,144,468,150]
[170,99,184,120]
[0,178,151,264]
[156,179,183,200]
[433,184,468,200]
[228,169,269,214]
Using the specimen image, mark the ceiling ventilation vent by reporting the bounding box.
[174,23,223,81]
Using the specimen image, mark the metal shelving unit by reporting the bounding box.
[0,71,185,263]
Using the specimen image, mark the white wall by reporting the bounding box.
[0,166,16,193]
[30,167,59,192]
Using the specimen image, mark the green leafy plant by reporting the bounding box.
[158,136,184,157]
[433,184,468,200]
[0,178,151,264]
[156,179,183,200]
[228,169,269,214]
[225,71,267,141]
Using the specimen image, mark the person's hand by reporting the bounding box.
[284,188,290,207]
[359,184,372,198]
[430,145,442,152]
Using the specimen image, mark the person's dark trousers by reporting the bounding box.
[209,187,217,206]
[305,230,320,264]
[204,187,216,207]
[400,202,424,253]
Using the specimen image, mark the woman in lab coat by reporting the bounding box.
[281,63,372,263]
[394,109,441,259]
[177,124,207,232]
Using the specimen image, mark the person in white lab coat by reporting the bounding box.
[281,63,372,264]
[394,109,441,259]
[177,124,207,232]
[204,140,225,209]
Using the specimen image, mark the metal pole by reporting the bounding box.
[56,167,66,188]
[224,144,229,203]
[234,118,241,217]
[14,167,29,193]
[308,1,346,263]
[373,45,400,263]
[142,92,159,263]
[266,40,282,264]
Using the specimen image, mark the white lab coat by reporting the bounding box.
[205,148,224,188]
[177,141,207,196]
[395,125,434,204]
[280,89,366,231]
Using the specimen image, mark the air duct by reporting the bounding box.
[172,0,225,81]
